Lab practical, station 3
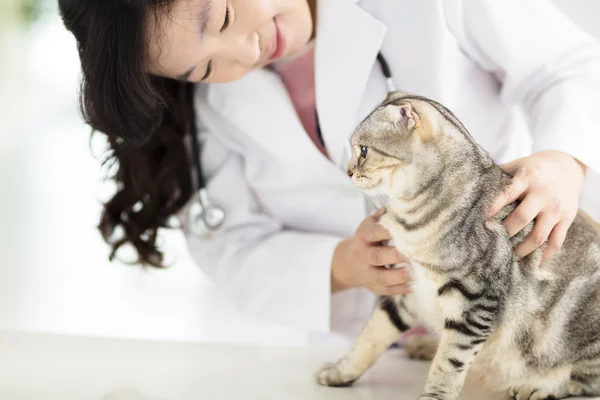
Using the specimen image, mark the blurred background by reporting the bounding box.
[1,0,600,347]
[0,0,306,346]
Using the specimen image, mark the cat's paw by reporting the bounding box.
[417,396,441,400]
[403,334,438,361]
[508,385,558,400]
[314,362,358,387]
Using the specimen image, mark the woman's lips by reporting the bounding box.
[270,18,286,61]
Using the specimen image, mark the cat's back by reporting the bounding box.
[467,212,600,392]
[518,213,600,369]
[545,212,600,279]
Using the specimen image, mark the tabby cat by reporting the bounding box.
[314,91,600,400]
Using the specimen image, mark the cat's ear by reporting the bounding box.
[385,102,420,129]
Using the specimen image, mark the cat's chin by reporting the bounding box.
[357,184,385,197]
[353,178,388,196]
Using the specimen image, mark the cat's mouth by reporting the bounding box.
[352,175,381,191]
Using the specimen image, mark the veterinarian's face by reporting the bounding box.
[147,0,313,83]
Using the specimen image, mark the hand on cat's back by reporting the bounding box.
[331,208,411,295]
[486,150,587,261]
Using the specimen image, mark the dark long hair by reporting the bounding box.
[58,0,193,267]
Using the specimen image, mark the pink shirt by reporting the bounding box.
[272,45,329,159]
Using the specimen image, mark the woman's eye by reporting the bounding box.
[221,7,230,32]
[360,146,368,158]
[201,61,212,81]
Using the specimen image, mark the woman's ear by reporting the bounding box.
[385,102,420,129]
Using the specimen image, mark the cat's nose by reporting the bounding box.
[347,169,354,178]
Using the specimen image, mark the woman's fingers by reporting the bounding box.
[378,283,413,296]
[543,222,569,261]
[370,266,412,288]
[366,245,406,266]
[503,196,544,238]
[358,216,392,243]
[487,174,529,218]
[497,159,522,175]
[515,213,555,258]
[372,207,386,218]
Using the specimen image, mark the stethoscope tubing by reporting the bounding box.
[190,52,394,234]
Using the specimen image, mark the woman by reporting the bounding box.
[58,0,600,345]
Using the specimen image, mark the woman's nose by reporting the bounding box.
[225,32,261,67]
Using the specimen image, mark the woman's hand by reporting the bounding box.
[331,208,411,295]
[487,150,587,260]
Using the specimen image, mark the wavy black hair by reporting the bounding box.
[58,0,194,267]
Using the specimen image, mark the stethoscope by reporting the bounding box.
[188,51,395,235]
[185,83,228,236]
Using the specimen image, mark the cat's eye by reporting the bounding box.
[360,146,368,158]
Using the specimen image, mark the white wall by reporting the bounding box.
[0,0,599,346]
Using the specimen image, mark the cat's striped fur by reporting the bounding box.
[315,91,600,400]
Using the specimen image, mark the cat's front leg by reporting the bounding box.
[315,296,418,387]
[418,315,493,400]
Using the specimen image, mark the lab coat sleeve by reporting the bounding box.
[442,0,600,177]
[180,119,343,334]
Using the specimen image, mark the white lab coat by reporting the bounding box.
[181,0,600,347]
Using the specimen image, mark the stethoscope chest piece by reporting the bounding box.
[188,188,226,237]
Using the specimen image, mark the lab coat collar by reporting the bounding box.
[203,0,386,178]
[315,0,387,167]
